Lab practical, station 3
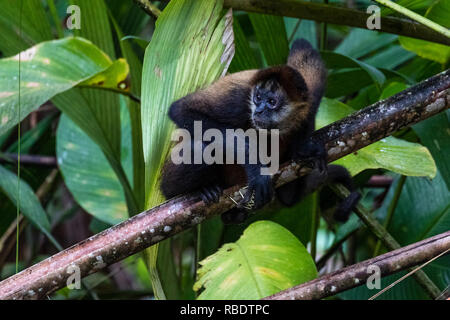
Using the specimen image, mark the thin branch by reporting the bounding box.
[373,175,406,257]
[0,70,448,300]
[223,0,450,45]
[0,153,57,167]
[133,0,161,19]
[265,231,450,300]
[365,175,393,188]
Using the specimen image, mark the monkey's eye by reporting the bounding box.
[254,93,261,103]
[268,98,277,108]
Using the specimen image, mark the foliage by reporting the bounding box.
[0,0,448,300]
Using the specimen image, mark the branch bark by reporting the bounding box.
[265,231,450,300]
[223,0,450,45]
[0,154,57,167]
[132,0,450,45]
[0,70,448,300]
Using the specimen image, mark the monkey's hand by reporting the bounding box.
[238,175,274,211]
[292,139,328,174]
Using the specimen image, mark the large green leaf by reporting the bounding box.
[0,0,53,56]
[0,37,122,137]
[413,111,450,189]
[317,98,436,178]
[335,29,397,59]
[322,51,386,95]
[0,165,58,247]
[56,102,132,225]
[111,16,146,210]
[140,0,234,300]
[399,0,450,65]
[194,221,317,300]
[249,13,289,66]
[285,18,317,48]
[142,0,233,207]
[228,16,259,72]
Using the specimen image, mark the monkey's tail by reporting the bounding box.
[287,39,327,110]
[326,165,361,222]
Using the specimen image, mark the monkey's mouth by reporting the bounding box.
[253,117,275,129]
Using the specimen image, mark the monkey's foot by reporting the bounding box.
[199,184,223,205]
[237,175,274,211]
[334,191,361,222]
[293,140,328,174]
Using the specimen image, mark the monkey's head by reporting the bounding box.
[249,66,310,135]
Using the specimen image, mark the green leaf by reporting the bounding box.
[399,0,450,65]
[79,58,130,92]
[111,15,146,211]
[56,102,132,225]
[249,13,289,66]
[0,37,122,137]
[194,221,317,300]
[413,111,450,189]
[140,0,234,300]
[285,18,317,48]
[335,29,397,59]
[61,0,138,215]
[0,0,53,56]
[141,0,234,207]
[321,51,386,93]
[228,16,259,72]
[317,98,436,178]
[0,165,58,247]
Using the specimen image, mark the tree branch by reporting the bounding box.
[133,0,161,19]
[331,184,441,299]
[0,153,57,167]
[265,231,450,300]
[223,0,450,45]
[0,70,448,300]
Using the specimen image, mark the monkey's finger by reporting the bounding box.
[200,187,215,204]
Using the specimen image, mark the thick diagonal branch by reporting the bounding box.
[0,70,448,300]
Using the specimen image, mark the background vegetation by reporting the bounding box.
[0,0,448,300]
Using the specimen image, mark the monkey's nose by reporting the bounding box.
[255,104,266,113]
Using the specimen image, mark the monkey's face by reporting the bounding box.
[250,80,295,132]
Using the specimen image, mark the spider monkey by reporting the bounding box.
[160,39,361,224]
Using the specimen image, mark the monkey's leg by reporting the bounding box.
[160,161,221,202]
[276,165,361,222]
[326,165,361,222]
[276,169,327,206]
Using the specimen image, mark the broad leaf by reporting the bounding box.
[399,0,450,65]
[194,221,317,300]
[249,13,289,66]
[0,37,124,137]
[322,51,386,94]
[413,111,450,189]
[317,98,436,178]
[0,0,52,56]
[56,102,132,225]
[0,165,58,247]
[140,0,234,300]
